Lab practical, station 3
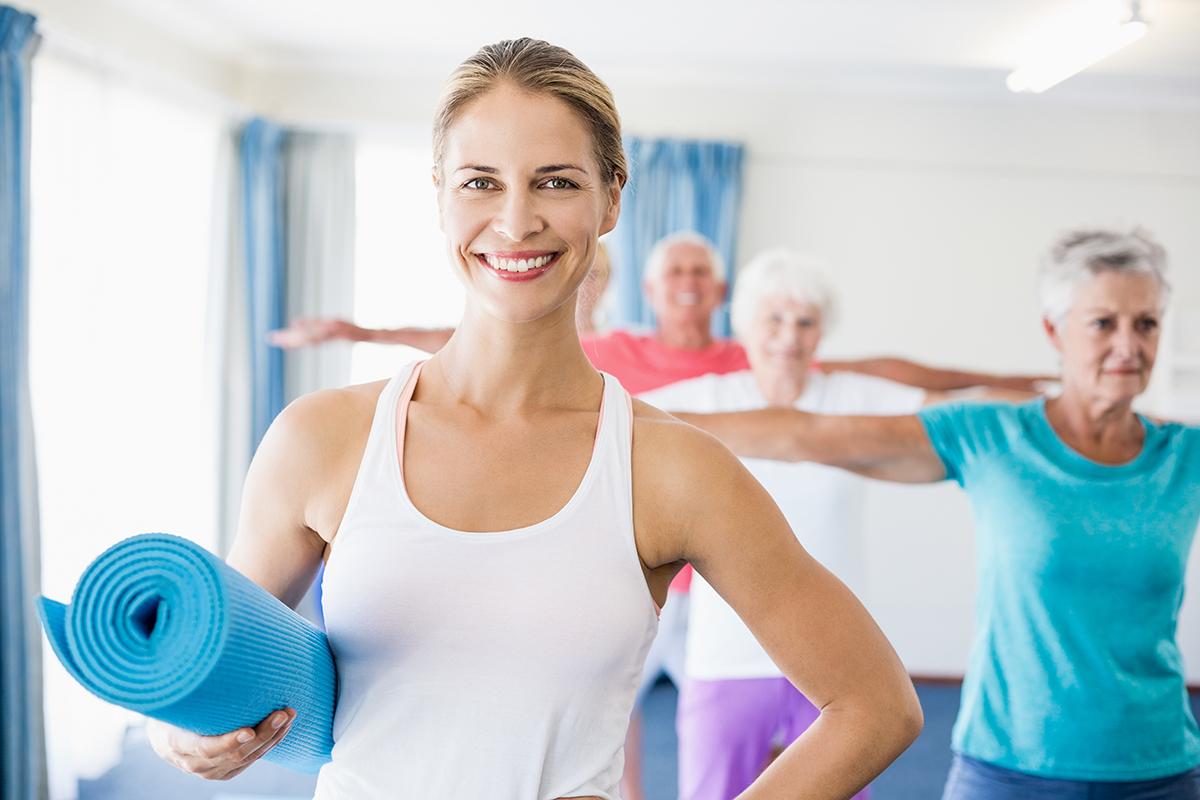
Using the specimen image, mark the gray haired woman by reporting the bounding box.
[676,229,1200,799]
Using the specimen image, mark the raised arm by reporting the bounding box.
[672,408,946,483]
[821,356,1054,394]
[268,317,455,353]
[634,410,923,798]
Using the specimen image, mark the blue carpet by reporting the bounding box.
[79,682,1200,799]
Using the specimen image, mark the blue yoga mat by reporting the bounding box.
[38,533,336,773]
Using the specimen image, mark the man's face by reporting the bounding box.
[644,242,726,327]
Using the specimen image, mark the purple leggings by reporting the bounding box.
[677,676,872,800]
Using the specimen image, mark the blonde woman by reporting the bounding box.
[148,39,921,798]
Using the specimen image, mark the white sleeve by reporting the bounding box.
[636,374,718,413]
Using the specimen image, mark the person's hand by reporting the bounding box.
[267,318,358,349]
[147,708,296,781]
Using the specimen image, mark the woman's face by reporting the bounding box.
[1047,271,1162,406]
[744,294,824,383]
[436,83,620,325]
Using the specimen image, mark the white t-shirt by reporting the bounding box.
[640,369,925,680]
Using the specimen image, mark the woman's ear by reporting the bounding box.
[1042,316,1064,354]
[599,178,622,236]
[432,167,444,231]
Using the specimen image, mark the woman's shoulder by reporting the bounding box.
[282,380,387,427]
[630,398,745,485]
[261,380,389,463]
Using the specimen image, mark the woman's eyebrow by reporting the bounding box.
[536,164,587,174]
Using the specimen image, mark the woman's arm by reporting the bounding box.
[672,409,945,483]
[820,356,1054,394]
[268,317,455,353]
[633,410,924,798]
[149,387,374,779]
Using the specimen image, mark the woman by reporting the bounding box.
[641,249,947,800]
[146,38,921,798]
[675,229,1200,799]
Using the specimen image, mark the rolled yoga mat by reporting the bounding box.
[37,533,336,773]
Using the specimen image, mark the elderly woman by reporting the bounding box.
[642,249,952,800]
[676,229,1200,799]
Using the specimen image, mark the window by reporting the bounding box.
[351,138,464,383]
[29,53,223,798]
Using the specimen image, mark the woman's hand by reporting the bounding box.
[147,708,296,781]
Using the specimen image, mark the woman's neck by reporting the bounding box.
[425,304,600,415]
[1044,390,1144,464]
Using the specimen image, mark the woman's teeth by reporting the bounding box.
[675,292,699,305]
[483,254,555,273]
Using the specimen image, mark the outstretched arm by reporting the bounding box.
[821,356,1054,394]
[673,408,945,483]
[634,411,923,798]
[268,317,454,353]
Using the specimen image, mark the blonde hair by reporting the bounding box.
[433,38,627,187]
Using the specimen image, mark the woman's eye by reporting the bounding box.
[1090,318,1114,330]
[543,177,576,190]
[463,177,493,190]
[1137,318,1159,332]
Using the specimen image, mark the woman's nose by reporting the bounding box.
[492,190,544,242]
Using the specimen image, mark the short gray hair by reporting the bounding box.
[642,231,727,285]
[1039,228,1170,324]
[731,249,837,340]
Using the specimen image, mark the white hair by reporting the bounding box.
[731,249,837,340]
[1039,228,1170,324]
[642,231,727,285]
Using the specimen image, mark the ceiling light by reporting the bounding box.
[1006,0,1149,94]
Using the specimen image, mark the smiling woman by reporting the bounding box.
[146,37,922,799]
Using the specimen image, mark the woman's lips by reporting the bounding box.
[476,251,560,282]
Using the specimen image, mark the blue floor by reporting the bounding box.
[79,683,1200,799]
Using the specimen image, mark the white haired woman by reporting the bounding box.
[675,229,1200,799]
[641,249,960,800]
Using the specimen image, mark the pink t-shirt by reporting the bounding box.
[581,330,749,592]
[581,330,749,395]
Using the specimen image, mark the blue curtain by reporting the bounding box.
[609,138,745,336]
[0,6,46,800]
[239,118,287,452]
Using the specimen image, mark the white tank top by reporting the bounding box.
[314,362,659,799]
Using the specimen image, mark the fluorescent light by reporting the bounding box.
[1007,17,1148,94]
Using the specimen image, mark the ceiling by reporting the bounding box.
[87,0,1200,99]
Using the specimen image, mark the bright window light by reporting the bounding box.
[29,52,222,799]
[351,139,464,383]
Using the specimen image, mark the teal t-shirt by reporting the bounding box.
[918,399,1200,781]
